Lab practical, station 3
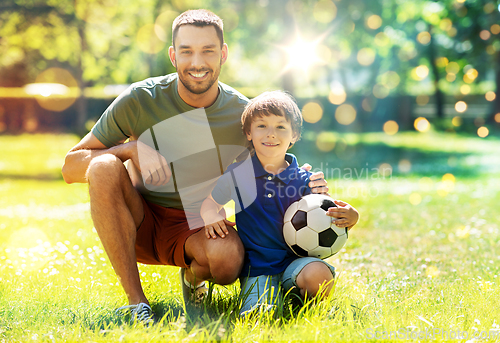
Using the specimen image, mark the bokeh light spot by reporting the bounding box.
[315,132,336,152]
[460,85,471,95]
[383,120,399,135]
[494,113,500,123]
[362,97,376,112]
[409,193,422,205]
[155,10,179,42]
[137,24,164,54]
[313,0,337,23]
[455,101,467,113]
[477,126,489,138]
[417,31,431,45]
[302,102,323,123]
[446,62,460,74]
[398,159,411,173]
[379,71,400,89]
[414,65,429,80]
[485,91,496,101]
[452,116,462,127]
[480,30,491,40]
[29,68,78,112]
[75,0,118,24]
[414,117,430,132]
[335,104,357,125]
[357,48,376,66]
[374,32,390,46]
[373,84,390,99]
[378,163,392,177]
[446,73,456,82]
[436,57,449,68]
[366,15,382,30]
[416,95,429,105]
[328,81,346,105]
[491,24,500,35]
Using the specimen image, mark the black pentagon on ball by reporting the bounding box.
[318,228,338,247]
[320,198,336,212]
[291,210,307,231]
[290,244,309,257]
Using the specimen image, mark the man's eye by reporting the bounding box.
[204,50,214,53]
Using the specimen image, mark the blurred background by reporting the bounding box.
[0,0,499,177]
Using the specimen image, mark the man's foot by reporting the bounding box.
[179,268,208,305]
[116,302,155,326]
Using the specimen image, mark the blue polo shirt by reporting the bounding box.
[211,153,312,277]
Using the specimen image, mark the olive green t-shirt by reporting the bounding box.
[92,73,249,211]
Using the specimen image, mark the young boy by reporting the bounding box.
[200,91,359,315]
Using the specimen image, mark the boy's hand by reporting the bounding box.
[204,213,236,239]
[300,163,329,195]
[326,200,359,230]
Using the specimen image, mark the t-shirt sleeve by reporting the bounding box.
[211,171,234,206]
[91,86,140,148]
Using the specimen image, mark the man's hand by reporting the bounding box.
[130,141,172,186]
[204,213,235,239]
[326,200,359,230]
[301,163,329,194]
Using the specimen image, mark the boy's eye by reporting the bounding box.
[277,125,286,129]
[257,124,266,128]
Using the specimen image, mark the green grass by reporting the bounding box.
[1,133,500,342]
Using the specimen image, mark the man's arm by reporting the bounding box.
[62,132,172,186]
[62,132,130,184]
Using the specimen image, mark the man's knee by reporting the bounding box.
[207,227,244,285]
[87,154,124,186]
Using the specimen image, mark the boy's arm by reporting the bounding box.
[200,195,236,239]
[326,200,359,230]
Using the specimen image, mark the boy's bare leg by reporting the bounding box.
[295,262,334,298]
[184,226,244,286]
[87,154,147,305]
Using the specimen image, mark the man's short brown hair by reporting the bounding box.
[172,9,224,48]
[241,91,303,148]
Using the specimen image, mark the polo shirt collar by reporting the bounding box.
[251,153,299,185]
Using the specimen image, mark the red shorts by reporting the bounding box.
[135,196,204,268]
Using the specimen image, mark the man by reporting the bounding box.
[62,9,328,324]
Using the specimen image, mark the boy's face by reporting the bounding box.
[246,113,298,162]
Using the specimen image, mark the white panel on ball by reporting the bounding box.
[308,245,333,259]
[283,201,299,224]
[332,225,348,237]
[306,207,333,233]
[296,228,319,251]
[330,234,348,254]
[283,222,297,246]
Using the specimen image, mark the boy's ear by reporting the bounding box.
[246,131,252,141]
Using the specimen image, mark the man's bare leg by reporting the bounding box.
[87,154,147,305]
[184,226,244,286]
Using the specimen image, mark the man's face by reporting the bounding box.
[169,25,227,95]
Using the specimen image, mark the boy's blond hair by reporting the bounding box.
[241,91,303,150]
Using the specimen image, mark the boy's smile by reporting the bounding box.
[246,114,297,174]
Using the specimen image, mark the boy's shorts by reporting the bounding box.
[134,196,204,268]
[239,257,336,315]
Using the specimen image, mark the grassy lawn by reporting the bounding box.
[0,133,499,342]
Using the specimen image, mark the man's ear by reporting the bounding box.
[221,43,228,66]
[168,46,176,68]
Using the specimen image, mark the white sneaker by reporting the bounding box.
[116,302,154,326]
[179,268,208,305]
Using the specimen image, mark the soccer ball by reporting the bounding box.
[283,194,348,259]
